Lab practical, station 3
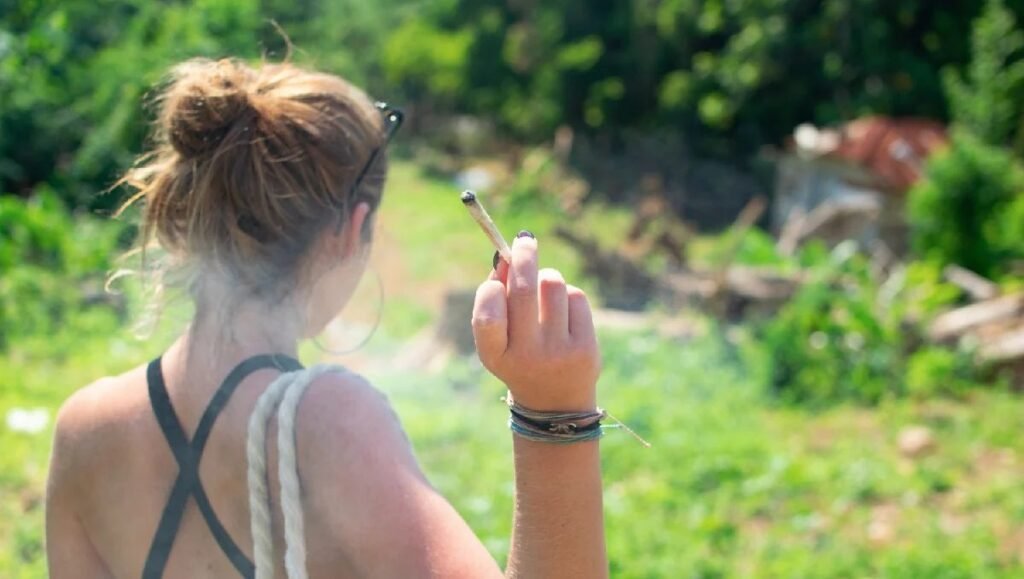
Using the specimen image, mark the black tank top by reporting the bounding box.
[142,353,303,579]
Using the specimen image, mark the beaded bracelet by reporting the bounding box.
[504,393,651,447]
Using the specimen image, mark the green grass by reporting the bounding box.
[385,331,1024,578]
[3,160,1024,577]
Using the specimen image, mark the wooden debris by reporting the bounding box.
[928,293,1024,343]
[553,225,660,311]
[927,292,1024,386]
[623,192,690,267]
[661,267,801,319]
[776,195,881,255]
[943,265,1000,302]
[710,196,767,294]
[979,326,1024,365]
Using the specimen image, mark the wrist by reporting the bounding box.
[505,388,597,414]
[505,394,605,445]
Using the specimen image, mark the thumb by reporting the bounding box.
[472,279,508,368]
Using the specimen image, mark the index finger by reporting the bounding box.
[506,233,539,342]
[488,252,510,284]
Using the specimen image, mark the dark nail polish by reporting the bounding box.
[516,230,535,239]
[492,250,500,269]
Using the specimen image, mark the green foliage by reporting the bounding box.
[943,0,1024,148]
[906,347,980,399]
[376,0,999,148]
[763,245,901,404]
[0,0,413,211]
[3,0,1023,214]
[761,244,981,405]
[0,191,125,350]
[382,20,473,101]
[910,1,1024,281]
[908,131,1024,280]
[688,227,795,270]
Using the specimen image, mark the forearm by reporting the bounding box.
[506,437,607,579]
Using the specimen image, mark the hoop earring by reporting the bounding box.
[312,267,384,356]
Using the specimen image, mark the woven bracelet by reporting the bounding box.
[503,393,651,447]
[508,415,605,444]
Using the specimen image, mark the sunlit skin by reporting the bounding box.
[45,196,608,577]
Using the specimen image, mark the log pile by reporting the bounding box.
[551,197,1024,383]
[929,292,1024,385]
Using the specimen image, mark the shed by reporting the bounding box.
[773,116,948,254]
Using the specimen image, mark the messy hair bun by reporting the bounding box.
[116,57,387,306]
[163,59,259,159]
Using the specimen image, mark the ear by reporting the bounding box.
[341,201,372,259]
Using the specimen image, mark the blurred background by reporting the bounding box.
[3,0,1024,576]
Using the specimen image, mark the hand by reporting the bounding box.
[471,232,601,412]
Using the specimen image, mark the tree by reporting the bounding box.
[943,0,1024,148]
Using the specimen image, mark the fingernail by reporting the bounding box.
[516,230,535,239]
[492,250,500,270]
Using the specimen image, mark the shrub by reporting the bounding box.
[0,191,125,349]
[943,0,1024,149]
[908,130,1024,280]
[760,244,980,405]
[905,347,980,399]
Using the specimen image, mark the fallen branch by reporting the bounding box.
[942,264,999,302]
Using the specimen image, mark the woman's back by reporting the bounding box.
[47,340,415,578]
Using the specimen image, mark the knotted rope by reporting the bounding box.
[246,364,344,579]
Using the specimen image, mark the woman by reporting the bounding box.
[45,58,606,578]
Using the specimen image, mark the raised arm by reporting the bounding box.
[297,232,604,578]
[473,232,608,579]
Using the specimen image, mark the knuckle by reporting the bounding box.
[508,278,534,298]
[568,341,597,362]
[471,314,502,329]
[476,350,504,373]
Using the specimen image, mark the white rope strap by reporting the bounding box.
[246,364,345,579]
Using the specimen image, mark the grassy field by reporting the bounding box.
[3,161,1024,577]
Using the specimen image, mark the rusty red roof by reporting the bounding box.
[792,116,949,193]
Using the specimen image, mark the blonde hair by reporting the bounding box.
[116,57,387,309]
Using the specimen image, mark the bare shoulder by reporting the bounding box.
[294,368,413,464]
[50,364,150,480]
[290,369,497,576]
[55,365,149,437]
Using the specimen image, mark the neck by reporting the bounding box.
[170,292,305,384]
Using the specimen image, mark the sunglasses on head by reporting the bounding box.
[350,102,404,202]
[239,101,404,241]
[346,101,403,235]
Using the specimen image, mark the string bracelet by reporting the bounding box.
[503,393,651,447]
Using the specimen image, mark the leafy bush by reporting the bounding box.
[912,0,1024,280]
[905,347,981,399]
[380,0,992,147]
[908,131,1024,280]
[688,227,794,271]
[0,191,126,349]
[943,0,1024,150]
[3,0,1014,212]
[760,243,980,405]
[0,0,414,211]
